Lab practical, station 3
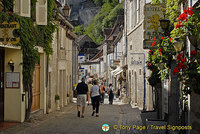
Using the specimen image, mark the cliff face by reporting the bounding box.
[65,0,100,27]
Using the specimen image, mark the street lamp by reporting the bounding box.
[62,4,71,17]
[173,37,183,52]
[159,19,170,36]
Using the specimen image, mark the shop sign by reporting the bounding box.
[143,4,165,49]
[78,54,85,63]
[113,60,120,66]
[6,72,20,88]
[0,21,20,45]
[130,53,145,66]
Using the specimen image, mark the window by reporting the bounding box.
[14,0,31,17]
[130,45,132,50]
[60,28,64,49]
[135,0,140,25]
[129,1,133,29]
[139,69,142,75]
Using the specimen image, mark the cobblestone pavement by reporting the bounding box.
[0,95,143,134]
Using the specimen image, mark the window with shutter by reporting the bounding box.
[14,0,30,17]
[36,0,47,25]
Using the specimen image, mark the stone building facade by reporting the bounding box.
[47,12,77,112]
[125,0,153,110]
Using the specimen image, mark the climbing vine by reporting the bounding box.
[0,0,56,120]
[166,0,180,23]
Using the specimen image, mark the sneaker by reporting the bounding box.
[81,115,84,118]
[92,111,95,116]
[77,111,80,117]
[96,114,99,117]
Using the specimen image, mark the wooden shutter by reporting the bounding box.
[36,0,47,25]
[13,0,20,15]
[20,0,30,17]
[14,0,30,17]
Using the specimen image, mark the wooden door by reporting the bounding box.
[0,48,4,121]
[31,64,40,112]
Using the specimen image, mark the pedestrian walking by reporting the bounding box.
[108,83,114,105]
[90,80,100,117]
[75,78,88,118]
[100,82,106,104]
[88,81,93,105]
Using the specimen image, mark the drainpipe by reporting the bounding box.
[124,0,129,98]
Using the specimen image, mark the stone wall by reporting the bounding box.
[126,0,153,110]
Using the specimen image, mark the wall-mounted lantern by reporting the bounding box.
[62,4,71,17]
[173,37,184,52]
[8,59,14,72]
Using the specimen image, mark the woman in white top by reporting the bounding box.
[90,80,100,117]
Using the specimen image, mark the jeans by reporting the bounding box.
[101,93,105,103]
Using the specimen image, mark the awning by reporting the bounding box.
[111,67,121,74]
[115,69,123,76]
[111,67,123,76]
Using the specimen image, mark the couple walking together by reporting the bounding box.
[75,78,101,118]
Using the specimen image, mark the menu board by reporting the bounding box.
[6,72,20,88]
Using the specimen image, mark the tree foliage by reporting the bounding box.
[74,25,85,36]
[85,0,122,44]
[102,3,123,30]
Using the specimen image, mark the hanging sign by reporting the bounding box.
[143,4,165,49]
[0,21,20,45]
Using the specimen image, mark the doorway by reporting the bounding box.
[31,63,40,112]
[0,48,4,121]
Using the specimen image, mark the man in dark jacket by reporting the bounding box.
[75,78,88,118]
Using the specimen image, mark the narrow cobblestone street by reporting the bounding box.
[0,95,143,134]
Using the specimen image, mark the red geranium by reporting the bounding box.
[177,53,183,61]
[161,37,164,40]
[153,37,156,40]
[178,62,184,67]
[148,63,151,66]
[178,13,188,21]
[152,42,156,46]
[169,38,173,42]
[181,58,186,63]
[191,50,197,55]
[187,7,193,15]
[176,21,183,28]
[149,49,152,53]
[159,48,162,52]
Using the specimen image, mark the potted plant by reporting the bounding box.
[147,37,175,81]
[171,6,200,48]
[55,94,60,110]
[173,50,200,95]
